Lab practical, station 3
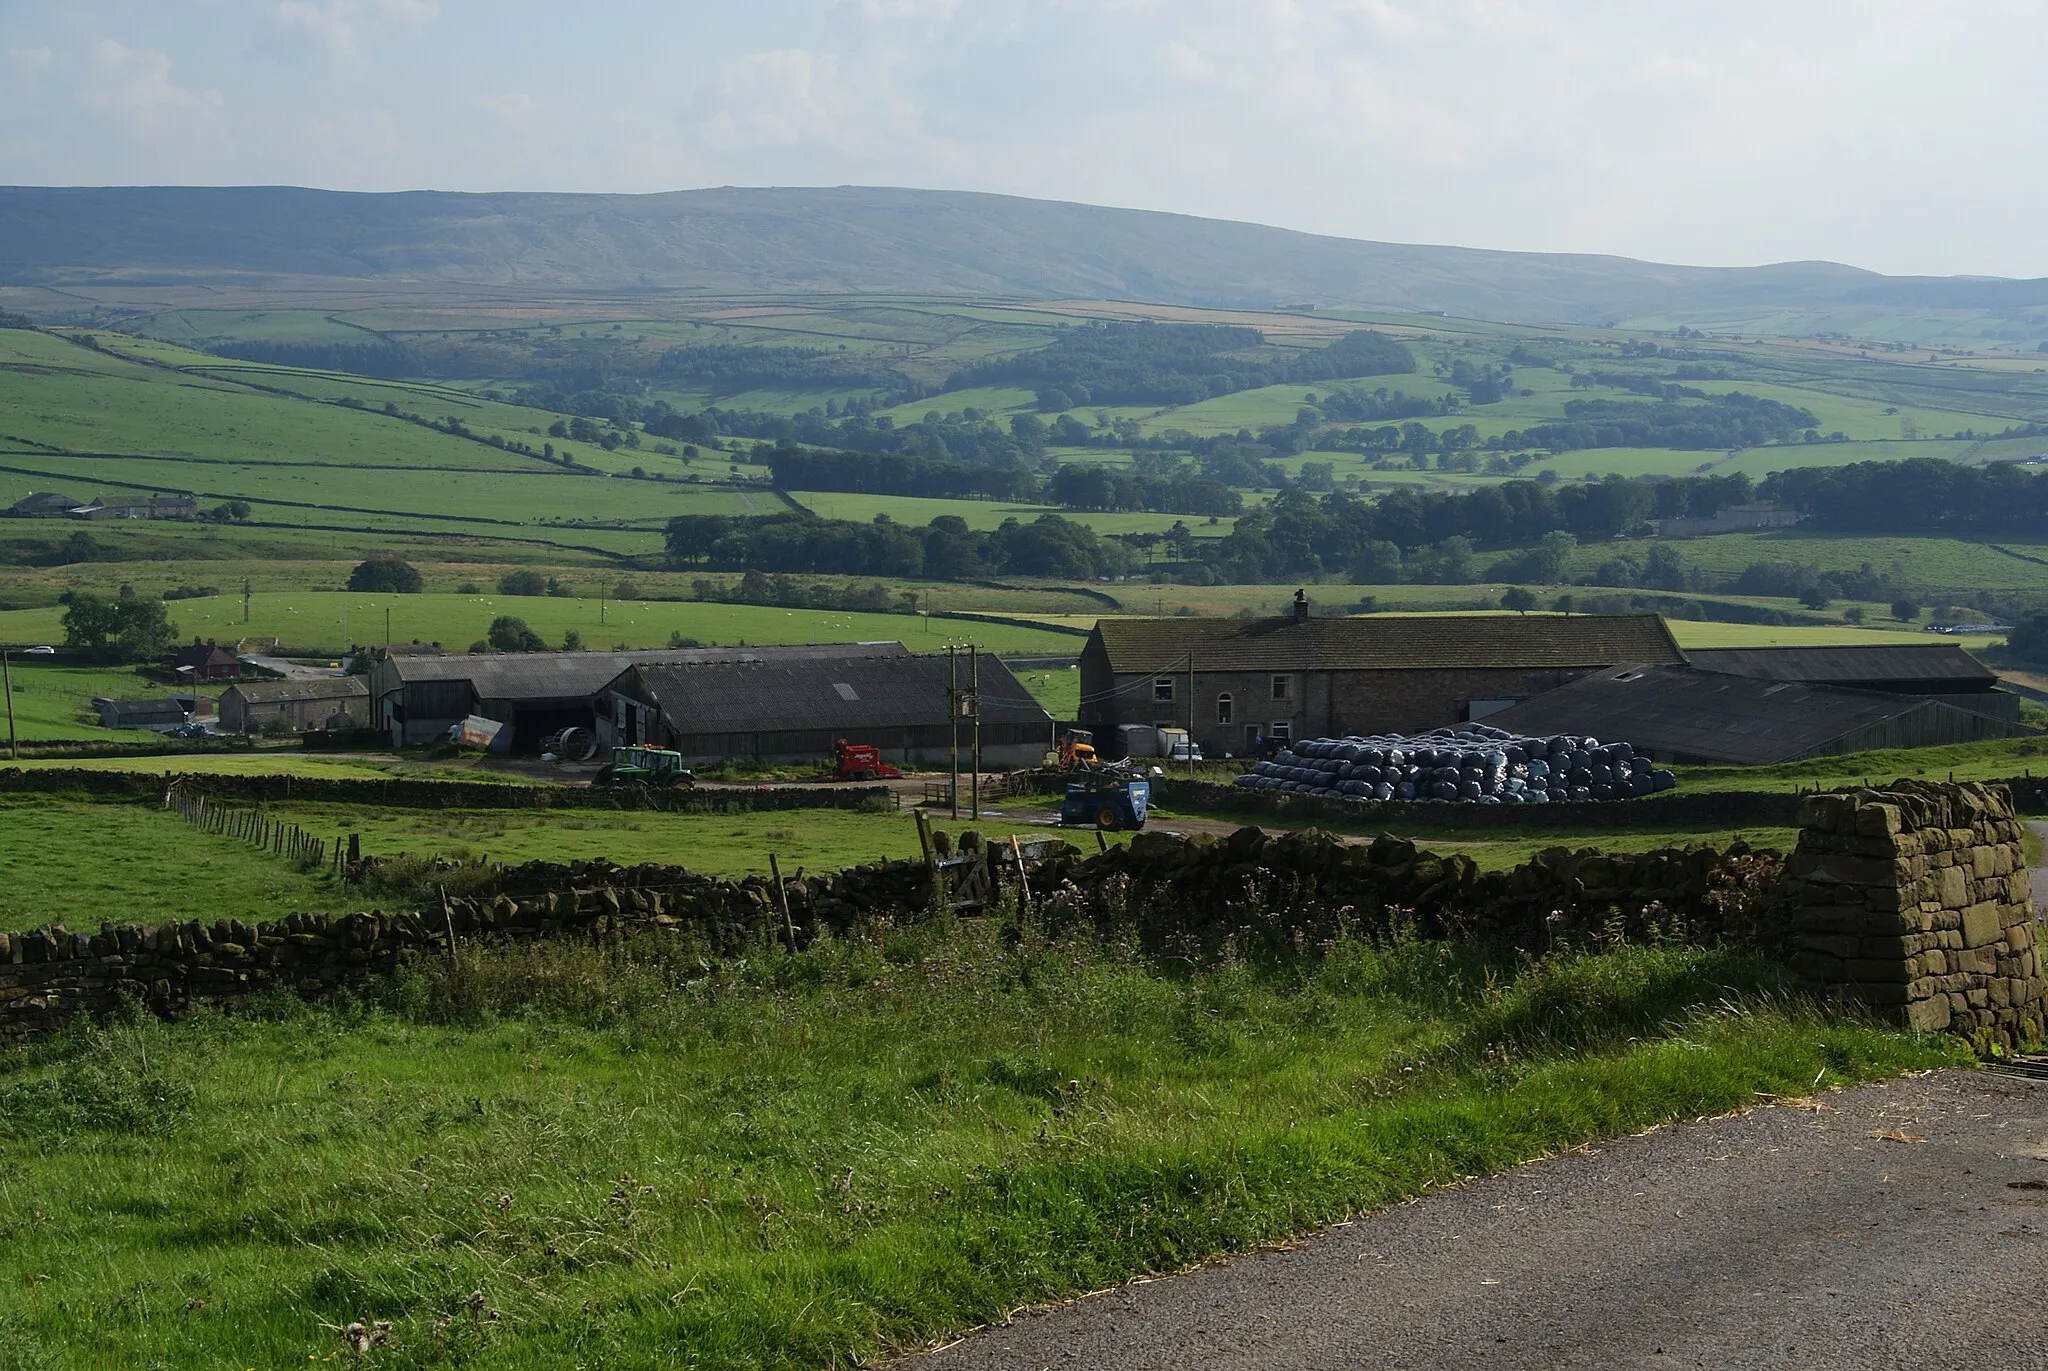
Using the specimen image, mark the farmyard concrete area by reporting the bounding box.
[905,1070,2048,1371]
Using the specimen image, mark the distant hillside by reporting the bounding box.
[2,185,2046,324]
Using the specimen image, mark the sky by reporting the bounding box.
[3,0,2045,279]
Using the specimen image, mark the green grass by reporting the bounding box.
[0,796,355,929]
[0,923,1962,1369]
[0,593,1083,656]
[1,662,170,740]
[1671,735,2048,795]
[267,800,1112,885]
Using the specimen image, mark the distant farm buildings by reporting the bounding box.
[367,643,914,751]
[4,491,198,521]
[599,652,1053,768]
[1080,605,1685,757]
[1649,503,1802,538]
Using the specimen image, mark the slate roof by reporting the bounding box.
[386,643,907,703]
[224,677,369,706]
[1480,665,1951,766]
[95,696,189,723]
[621,653,1052,735]
[1090,614,1685,674]
[1684,643,1997,692]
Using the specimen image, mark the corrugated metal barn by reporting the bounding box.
[599,652,1055,768]
[1483,664,2036,766]
[1684,643,2021,725]
[1079,608,1685,757]
[370,643,907,751]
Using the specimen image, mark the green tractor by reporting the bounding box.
[592,744,696,789]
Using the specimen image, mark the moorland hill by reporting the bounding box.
[5,184,2047,323]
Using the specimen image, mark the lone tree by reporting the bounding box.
[1891,597,1921,622]
[347,554,422,594]
[498,569,546,596]
[1500,586,1538,615]
[2008,609,2048,666]
[60,588,177,663]
[486,616,546,653]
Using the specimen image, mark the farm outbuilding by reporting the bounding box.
[1481,664,2036,766]
[171,640,241,683]
[1079,605,1685,758]
[219,677,369,734]
[94,696,203,731]
[598,652,1055,768]
[1684,643,2022,725]
[369,643,912,752]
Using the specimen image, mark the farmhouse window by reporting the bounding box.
[1216,693,1233,725]
[1153,677,1175,703]
[1269,721,1292,743]
[1271,675,1291,701]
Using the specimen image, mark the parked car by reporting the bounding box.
[21,645,55,657]
[164,721,213,739]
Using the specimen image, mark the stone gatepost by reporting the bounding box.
[1790,780,2043,1049]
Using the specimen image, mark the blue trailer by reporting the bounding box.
[1060,776,1150,830]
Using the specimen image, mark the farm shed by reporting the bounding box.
[599,652,1055,768]
[219,677,369,734]
[1684,643,2021,725]
[6,491,79,518]
[1079,604,1685,759]
[369,643,909,752]
[1481,665,2036,767]
[170,640,241,683]
[94,696,195,731]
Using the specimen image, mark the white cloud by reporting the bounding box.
[855,0,959,20]
[697,48,925,156]
[78,40,225,144]
[271,0,439,66]
[8,47,56,80]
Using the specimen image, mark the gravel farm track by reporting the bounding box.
[905,1070,2048,1371]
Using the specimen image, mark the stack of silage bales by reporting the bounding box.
[1233,722,1675,804]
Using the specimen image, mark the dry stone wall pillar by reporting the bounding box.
[1790,780,2043,1049]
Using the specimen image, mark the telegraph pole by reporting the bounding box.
[242,579,251,624]
[1,647,16,762]
[970,644,981,820]
[948,644,959,819]
[1186,651,1196,779]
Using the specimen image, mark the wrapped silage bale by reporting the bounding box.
[1232,721,1675,804]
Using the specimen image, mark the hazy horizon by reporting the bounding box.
[3,1,2045,279]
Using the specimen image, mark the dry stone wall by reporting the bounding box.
[1790,781,2044,1049]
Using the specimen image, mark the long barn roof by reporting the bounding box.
[621,653,1052,735]
[1482,665,1946,766]
[385,643,907,702]
[1090,613,1684,674]
[1684,643,1997,691]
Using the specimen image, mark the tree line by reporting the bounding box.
[946,321,1415,409]
[1762,456,2048,533]
[665,511,1132,581]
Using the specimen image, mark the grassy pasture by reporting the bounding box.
[0,924,1957,1368]
[0,796,356,930]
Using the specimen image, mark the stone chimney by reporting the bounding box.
[1292,589,1309,624]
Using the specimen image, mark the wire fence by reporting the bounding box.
[167,785,344,873]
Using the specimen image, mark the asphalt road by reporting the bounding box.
[906,1070,2048,1371]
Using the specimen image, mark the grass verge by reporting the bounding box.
[0,921,1964,1368]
